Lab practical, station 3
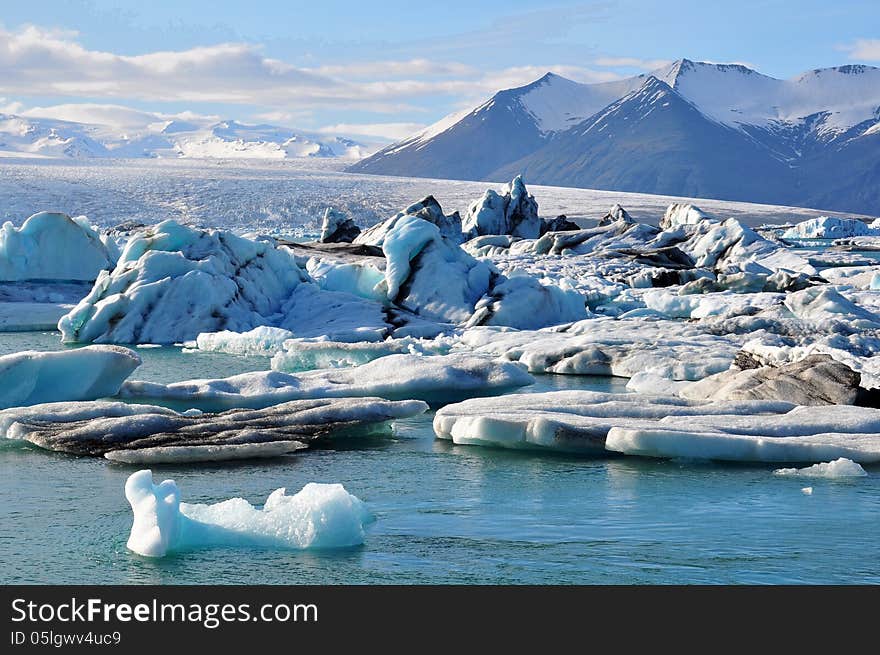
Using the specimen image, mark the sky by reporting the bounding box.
[1,0,878,140]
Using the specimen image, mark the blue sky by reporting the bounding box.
[1,0,878,139]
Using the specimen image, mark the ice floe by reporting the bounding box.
[125,470,372,557]
[319,207,361,243]
[605,404,880,463]
[0,211,117,282]
[774,458,868,478]
[681,354,872,406]
[0,346,141,409]
[2,397,427,457]
[434,390,793,454]
[59,220,310,344]
[119,353,533,411]
[270,335,452,372]
[462,175,543,240]
[781,216,878,239]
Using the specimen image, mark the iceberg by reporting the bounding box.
[355,195,462,246]
[659,203,712,230]
[195,326,294,356]
[467,275,588,330]
[125,470,372,557]
[319,207,361,243]
[434,390,793,454]
[781,216,877,239]
[119,353,534,411]
[605,404,880,463]
[2,397,428,457]
[379,212,493,323]
[270,336,452,372]
[0,346,141,409]
[0,211,117,282]
[774,458,868,478]
[681,354,867,406]
[456,318,741,380]
[462,176,542,240]
[58,220,310,344]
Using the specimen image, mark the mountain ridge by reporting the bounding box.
[348,59,880,214]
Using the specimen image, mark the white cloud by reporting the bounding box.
[0,25,627,114]
[315,122,427,140]
[308,59,477,79]
[841,39,880,61]
[594,57,673,71]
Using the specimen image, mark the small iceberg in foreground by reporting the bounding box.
[125,470,373,558]
[774,458,868,478]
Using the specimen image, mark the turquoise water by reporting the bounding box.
[1,333,879,584]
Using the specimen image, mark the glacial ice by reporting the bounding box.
[605,404,880,463]
[3,397,428,457]
[319,207,361,243]
[660,203,711,229]
[196,326,294,355]
[0,211,117,282]
[462,176,543,240]
[125,470,372,557]
[59,220,310,344]
[773,458,868,478]
[680,354,867,405]
[270,336,452,372]
[380,212,493,323]
[0,346,141,409]
[781,216,877,239]
[455,318,741,380]
[434,390,793,454]
[119,353,534,411]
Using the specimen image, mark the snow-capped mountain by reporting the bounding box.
[0,110,381,161]
[350,60,880,215]
[347,72,647,181]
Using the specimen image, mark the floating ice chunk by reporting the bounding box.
[355,195,462,246]
[106,440,307,464]
[120,353,533,411]
[0,301,74,332]
[434,391,793,454]
[784,286,880,327]
[319,207,360,243]
[660,203,712,230]
[774,458,868,478]
[196,326,294,356]
[0,346,141,409]
[125,470,181,558]
[58,220,310,344]
[271,336,451,372]
[467,275,588,330]
[681,354,865,405]
[606,404,880,463]
[457,318,740,380]
[4,397,426,456]
[0,211,117,282]
[782,217,877,239]
[125,470,372,557]
[379,213,493,323]
[462,176,542,240]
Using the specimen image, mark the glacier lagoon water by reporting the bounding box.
[1,331,879,584]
